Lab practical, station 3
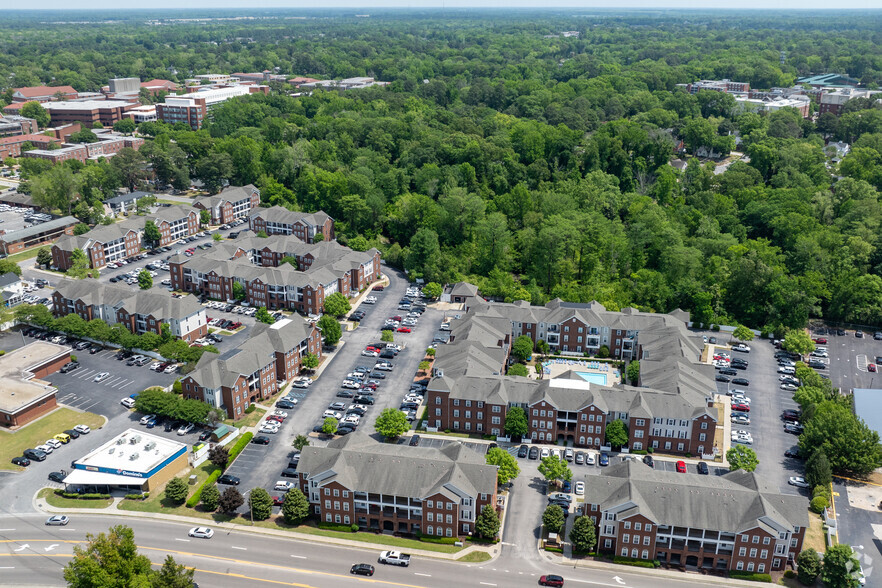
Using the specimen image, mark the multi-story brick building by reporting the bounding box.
[42,100,139,127]
[818,88,882,116]
[181,317,320,418]
[169,233,380,315]
[192,185,261,225]
[248,206,334,243]
[52,278,207,342]
[0,115,39,137]
[296,436,498,538]
[0,133,60,159]
[51,221,142,271]
[584,461,807,574]
[156,85,261,130]
[146,205,200,246]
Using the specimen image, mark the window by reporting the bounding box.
[333,489,339,497]
[605,539,612,549]
[752,536,760,544]
[643,536,650,546]
[453,399,460,406]
[761,550,768,559]
[645,524,652,532]
[446,514,453,524]
[741,534,749,542]
[763,537,771,545]
[427,500,433,508]
[700,422,708,429]
[631,548,638,558]
[738,548,747,557]
[446,528,453,537]
[758,564,765,574]
[736,561,744,571]
[492,405,500,413]
[634,523,641,531]
[642,550,649,560]
[699,433,706,442]
[623,534,630,544]
[773,559,781,569]
[427,526,433,536]
[621,548,628,557]
[749,549,757,558]
[428,513,433,522]
[623,522,631,529]
[324,488,330,496]
[435,397,441,404]
[747,563,755,572]
[604,526,614,535]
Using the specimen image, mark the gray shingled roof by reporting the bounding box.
[194,184,258,209]
[249,205,332,227]
[54,278,202,322]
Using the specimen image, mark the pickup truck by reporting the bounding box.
[378,551,411,567]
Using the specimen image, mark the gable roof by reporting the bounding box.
[194,184,259,209]
[14,85,77,99]
[250,205,332,228]
[0,272,21,289]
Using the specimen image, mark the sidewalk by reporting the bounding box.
[560,554,762,587]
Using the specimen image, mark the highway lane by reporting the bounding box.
[0,514,756,588]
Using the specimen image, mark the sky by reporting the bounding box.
[16,0,882,10]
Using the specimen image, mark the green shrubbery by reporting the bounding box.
[611,556,660,568]
[415,533,460,545]
[186,468,221,508]
[317,522,359,533]
[227,433,254,463]
[57,491,111,500]
[728,571,772,582]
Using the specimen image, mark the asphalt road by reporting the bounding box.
[0,514,759,588]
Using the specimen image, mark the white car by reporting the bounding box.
[272,410,289,418]
[292,379,311,388]
[274,481,295,491]
[341,415,361,426]
[177,423,195,436]
[45,438,62,449]
[139,414,156,425]
[731,415,751,425]
[164,364,178,374]
[341,380,361,389]
[733,344,751,352]
[730,395,751,404]
[36,444,54,454]
[574,481,585,496]
[540,448,550,459]
[323,410,344,420]
[363,296,377,304]
[375,363,394,371]
[778,366,795,374]
[120,397,136,408]
[788,476,810,488]
[149,362,162,371]
[780,383,799,391]
[46,515,70,526]
[778,360,796,367]
[585,452,596,465]
[810,351,828,358]
[732,434,753,445]
[74,424,91,434]
[361,350,379,357]
[188,527,214,539]
[93,372,110,382]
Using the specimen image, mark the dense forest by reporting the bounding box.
[3,9,882,331]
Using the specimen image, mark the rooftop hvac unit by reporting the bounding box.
[130,435,141,444]
[108,447,115,455]
[129,452,139,461]
[144,441,156,451]
[116,437,126,445]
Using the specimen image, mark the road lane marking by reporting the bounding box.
[479,583,496,586]
[0,529,16,532]
[175,538,190,542]
[290,555,307,559]
[414,572,431,576]
[231,546,247,550]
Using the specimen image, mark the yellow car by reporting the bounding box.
[53,433,71,444]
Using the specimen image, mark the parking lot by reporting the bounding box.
[813,327,882,392]
[0,205,56,234]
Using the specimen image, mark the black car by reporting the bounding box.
[48,471,66,483]
[837,329,846,336]
[89,345,102,354]
[782,409,801,422]
[251,435,271,445]
[23,449,47,461]
[277,400,298,408]
[731,378,750,386]
[379,350,396,359]
[165,420,179,432]
[198,430,212,441]
[642,455,654,468]
[409,435,422,447]
[336,390,355,398]
[808,361,826,370]
[785,447,804,459]
[718,368,737,376]
[354,395,375,405]
[517,444,528,458]
[116,350,133,360]
[11,456,30,467]
[280,468,298,478]
[369,371,386,379]
[697,461,709,475]
[350,564,375,576]
[529,446,539,460]
[731,363,747,370]
[715,375,731,383]
[336,425,356,435]
[218,474,240,485]
[63,429,80,439]
[855,330,864,338]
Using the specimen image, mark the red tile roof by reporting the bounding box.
[14,85,77,99]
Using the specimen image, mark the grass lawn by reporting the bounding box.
[38,487,113,509]
[224,405,266,429]
[804,511,826,552]
[458,551,492,563]
[290,523,464,553]
[5,247,42,264]
[118,460,218,514]
[0,408,105,471]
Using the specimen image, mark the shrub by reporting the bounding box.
[124,493,148,500]
[647,447,654,453]
[244,405,256,414]
[351,523,359,532]
[727,572,772,582]
[810,496,829,514]
[58,491,110,500]
[712,324,720,331]
[612,556,660,568]
[544,546,563,553]
[317,522,357,533]
[186,468,221,507]
[227,432,254,464]
[783,570,795,579]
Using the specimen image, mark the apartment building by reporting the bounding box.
[51,221,142,271]
[147,205,200,246]
[248,206,334,243]
[192,184,261,225]
[52,278,208,342]
[20,134,144,165]
[0,115,38,137]
[818,88,882,116]
[296,436,498,537]
[0,215,79,255]
[584,461,806,574]
[181,317,320,418]
[0,134,61,160]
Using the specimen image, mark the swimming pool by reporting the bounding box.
[575,371,608,386]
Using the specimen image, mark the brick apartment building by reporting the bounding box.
[248,206,335,243]
[0,134,61,160]
[0,215,79,255]
[20,134,144,165]
[584,461,807,574]
[52,278,208,342]
[296,436,498,538]
[147,205,200,246]
[51,221,142,271]
[181,318,321,418]
[0,115,39,137]
[193,184,261,225]
[818,88,882,116]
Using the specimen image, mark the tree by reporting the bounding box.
[209,444,229,470]
[293,434,310,451]
[626,360,640,385]
[164,477,189,505]
[569,516,597,553]
[404,227,441,281]
[279,255,298,269]
[151,554,196,588]
[323,292,351,317]
[212,233,222,242]
[138,269,153,290]
[317,315,341,346]
[727,445,759,472]
[381,330,394,342]
[422,282,442,299]
[732,324,755,343]
[200,483,220,512]
[73,223,90,236]
[418,360,431,373]
[806,448,832,490]
[67,248,92,279]
[783,329,815,357]
[506,363,528,376]
[143,221,161,246]
[474,505,500,540]
[321,416,338,435]
[21,101,49,128]
[374,407,409,439]
[822,544,862,588]
[113,118,136,135]
[218,486,244,514]
[301,353,318,372]
[538,454,572,483]
[63,525,154,588]
[542,504,565,534]
[504,406,528,439]
[0,258,22,277]
[255,306,274,324]
[199,209,211,226]
[36,247,51,268]
[797,548,821,585]
[605,419,629,448]
[486,447,520,485]
[110,148,148,192]
[511,335,534,363]
[248,487,273,521]
[282,488,310,525]
[799,401,882,476]
[194,152,233,194]
[232,281,246,301]
[69,129,100,144]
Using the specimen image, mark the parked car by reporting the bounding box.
[11,456,30,467]
[789,476,810,488]
[599,452,609,466]
[217,474,240,485]
[675,460,687,473]
[731,378,750,386]
[177,422,195,436]
[94,372,110,382]
[697,462,709,475]
[642,455,654,468]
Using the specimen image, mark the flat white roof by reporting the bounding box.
[43,100,136,111]
[548,378,593,391]
[63,469,147,487]
[75,428,186,476]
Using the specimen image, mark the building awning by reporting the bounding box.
[62,469,148,487]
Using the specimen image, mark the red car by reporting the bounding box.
[397,327,412,333]
[373,285,385,291]
[266,415,284,423]
[869,364,877,372]
[539,575,564,587]
[272,495,285,506]
[391,315,402,322]
[675,461,687,473]
[364,382,379,390]
[731,403,750,412]
[813,337,827,344]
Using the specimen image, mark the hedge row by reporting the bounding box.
[317,522,359,533]
[124,492,149,500]
[544,546,563,553]
[415,533,459,545]
[57,491,111,500]
[186,468,221,508]
[611,556,660,568]
[226,432,254,465]
[728,572,772,583]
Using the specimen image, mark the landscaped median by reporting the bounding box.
[1,408,105,471]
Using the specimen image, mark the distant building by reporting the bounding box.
[735,96,811,118]
[42,100,138,127]
[0,133,61,160]
[684,80,750,95]
[11,85,78,103]
[156,85,261,130]
[818,88,882,116]
[21,133,143,164]
[0,271,24,307]
[0,215,79,256]
[192,184,260,225]
[127,105,157,124]
[796,73,860,88]
[248,206,334,242]
[287,77,322,88]
[108,78,141,94]
[0,115,38,137]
